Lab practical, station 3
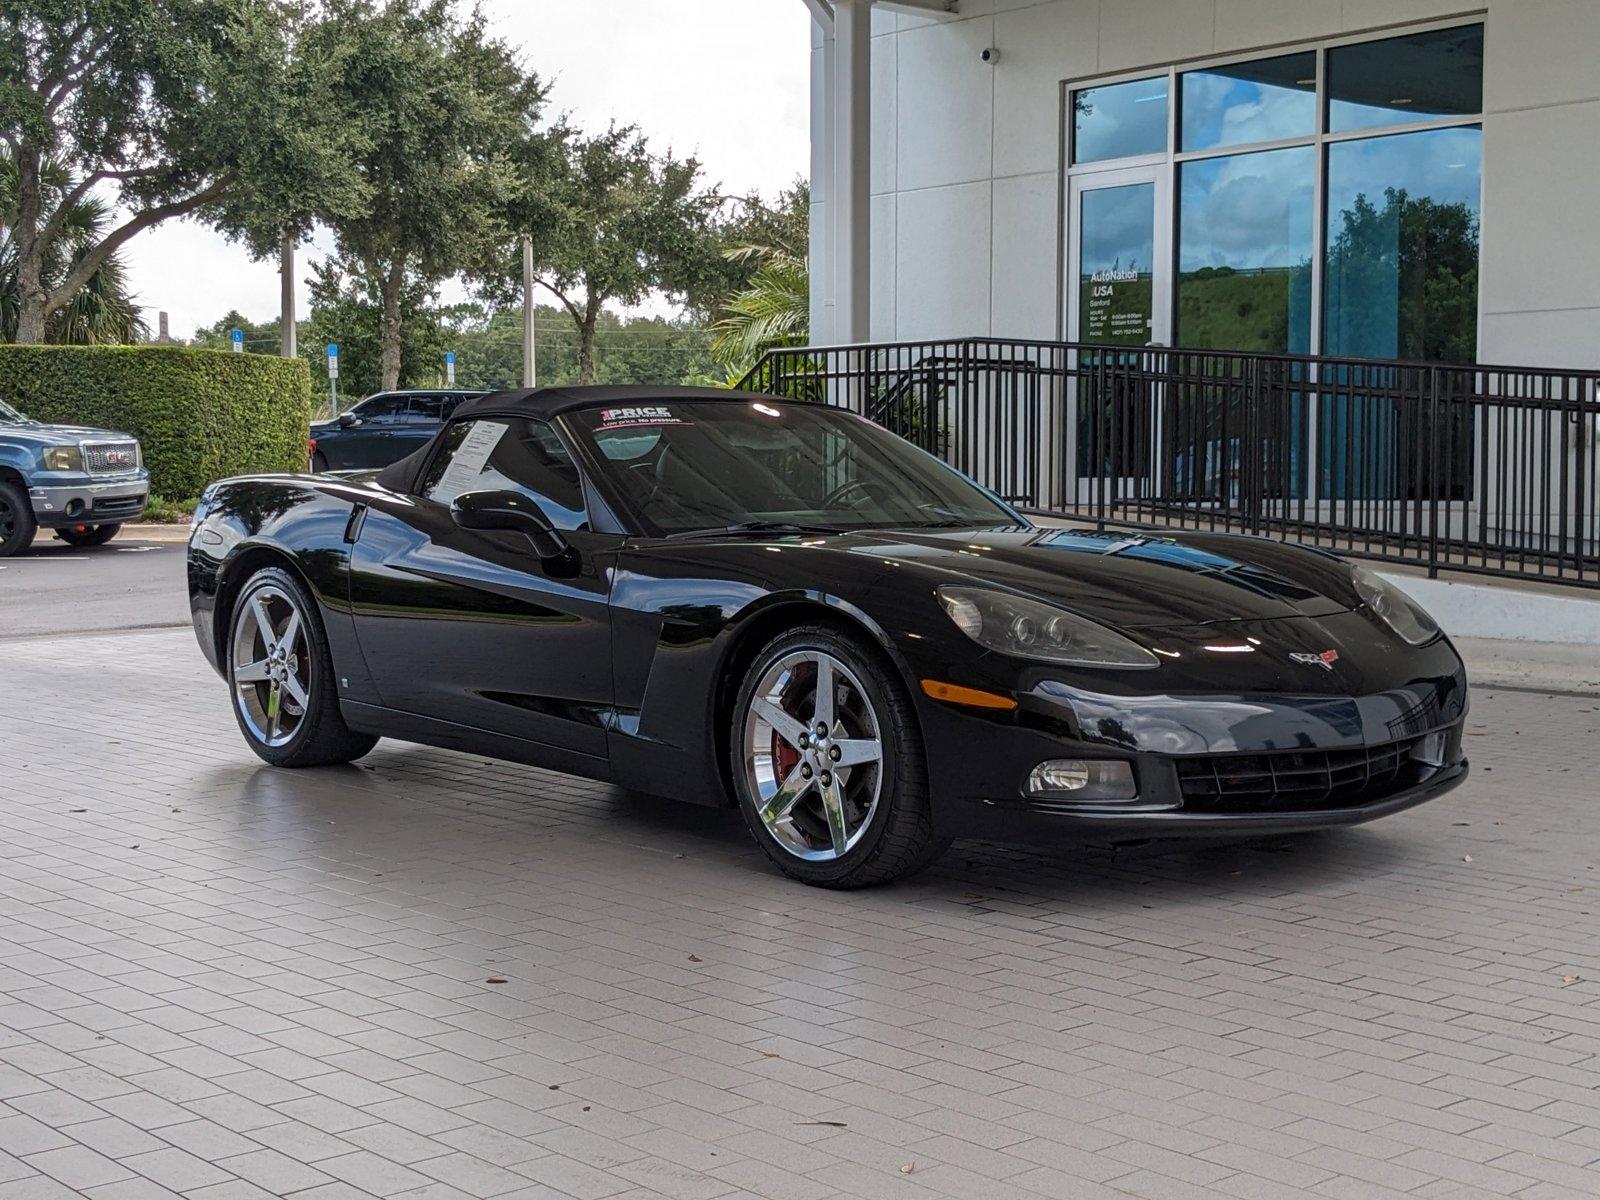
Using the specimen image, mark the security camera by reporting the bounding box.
[981,47,1000,64]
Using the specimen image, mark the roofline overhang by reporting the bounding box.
[803,0,959,29]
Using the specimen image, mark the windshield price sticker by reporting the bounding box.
[596,405,686,430]
[431,420,509,500]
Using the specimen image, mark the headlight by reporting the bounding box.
[42,445,84,471]
[1351,565,1439,645]
[937,586,1158,669]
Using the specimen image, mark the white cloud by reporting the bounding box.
[118,1,811,340]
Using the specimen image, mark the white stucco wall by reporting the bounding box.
[810,0,1600,370]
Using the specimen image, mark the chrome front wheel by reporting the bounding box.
[231,582,312,749]
[742,648,884,862]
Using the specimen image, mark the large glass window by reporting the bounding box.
[1180,52,1316,151]
[1327,26,1483,134]
[1073,77,1167,164]
[1323,125,1482,362]
[1177,146,1314,353]
[1068,23,1483,504]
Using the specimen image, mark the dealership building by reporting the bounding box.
[803,0,1594,366]
[783,0,1600,622]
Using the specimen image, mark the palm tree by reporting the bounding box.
[2,158,148,345]
[709,242,809,380]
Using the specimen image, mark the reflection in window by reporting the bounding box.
[1321,126,1481,502]
[1073,77,1167,164]
[1323,125,1481,362]
[1177,146,1313,353]
[1075,183,1156,481]
[1327,25,1483,133]
[1180,52,1316,151]
[1078,183,1155,345]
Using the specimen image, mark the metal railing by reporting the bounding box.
[740,337,1600,589]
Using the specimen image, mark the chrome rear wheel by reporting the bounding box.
[231,583,312,749]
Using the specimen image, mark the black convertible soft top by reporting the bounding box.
[372,384,779,494]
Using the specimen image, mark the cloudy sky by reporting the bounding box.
[119,1,812,340]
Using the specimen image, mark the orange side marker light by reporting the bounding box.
[920,679,1018,711]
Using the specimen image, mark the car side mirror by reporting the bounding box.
[451,489,573,563]
[337,412,361,428]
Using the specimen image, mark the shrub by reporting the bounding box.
[0,345,311,499]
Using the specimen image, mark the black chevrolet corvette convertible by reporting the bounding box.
[188,386,1468,887]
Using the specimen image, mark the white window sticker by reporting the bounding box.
[431,420,509,500]
[596,405,685,430]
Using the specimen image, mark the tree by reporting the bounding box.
[299,255,450,399]
[316,0,543,391]
[2,158,146,343]
[504,127,723,384]
[190,310,282,355]
[0,0,361,343]
[708,244,808,379]
[690,179,809,318]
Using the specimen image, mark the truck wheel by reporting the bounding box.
[56,523,121,547]
[0,480,37,558]
[228,565,378,767]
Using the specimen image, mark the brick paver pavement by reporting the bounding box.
[1,628,1598,1199]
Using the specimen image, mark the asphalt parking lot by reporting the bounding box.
[0,527,189,637]
[1,623,1598,1199]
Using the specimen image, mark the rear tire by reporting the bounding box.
[729,624,949,888]
[56,523,121,547]
[0,480,37,558]
[227,565,378,767]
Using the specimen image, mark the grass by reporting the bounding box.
[140,494,199,524]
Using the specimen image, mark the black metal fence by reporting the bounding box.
[740,338,1600,589]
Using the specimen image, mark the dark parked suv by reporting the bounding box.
[308,390,485,471]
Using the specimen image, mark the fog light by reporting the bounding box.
[1025,759,1137,801]
[1411,731,1448,768]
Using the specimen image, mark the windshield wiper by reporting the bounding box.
[663,519,848,540]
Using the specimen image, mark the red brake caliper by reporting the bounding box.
[773,733,801,781]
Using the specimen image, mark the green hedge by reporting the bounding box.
[0,345,311,499]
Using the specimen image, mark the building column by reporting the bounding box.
[832,0,871,345]
[805,0,870,346]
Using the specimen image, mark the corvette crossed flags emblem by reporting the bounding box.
[1289,649,1341,671]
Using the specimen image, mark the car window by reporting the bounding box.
[409,395,450,422]
[421,418,589,531]
[567,399,1016,533]
[355,395,410,424]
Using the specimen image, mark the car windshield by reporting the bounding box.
[566,399,1020,534]
[0,398,28,423]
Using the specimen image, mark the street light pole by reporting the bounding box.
[279,230,297,358]
[521,233,537,388]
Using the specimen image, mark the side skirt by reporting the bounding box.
[340,700,614,783]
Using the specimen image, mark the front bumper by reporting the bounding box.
[938,759,1468,843]
[919,660,1471,844]
[29,472,149,527]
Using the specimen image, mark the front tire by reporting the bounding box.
[730,625,948,888]
[0,480,37,558]
[56,523,121,547]
[227,565,377,767]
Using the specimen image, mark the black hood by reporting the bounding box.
[828,525,1360,630]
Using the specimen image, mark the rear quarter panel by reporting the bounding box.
[188,475,377,701]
